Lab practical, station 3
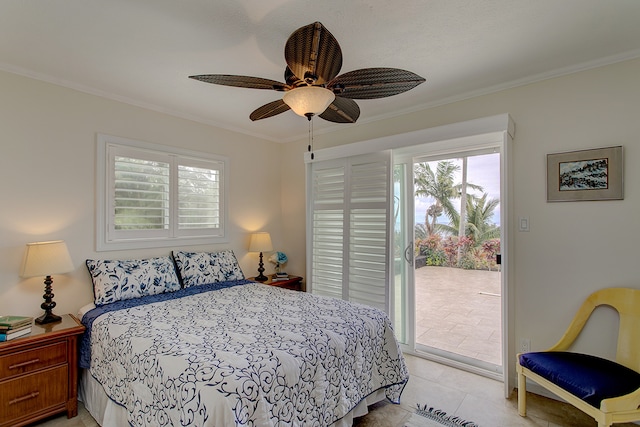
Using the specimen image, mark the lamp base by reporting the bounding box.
[35,311,61,324]
[36,275,62,324]
[255,251,268,282]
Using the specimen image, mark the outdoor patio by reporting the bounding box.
[415,266,502,366]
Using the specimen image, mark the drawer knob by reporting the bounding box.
[9,358,41,370]
[9,391,40,405]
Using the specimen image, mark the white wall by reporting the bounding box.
[0,70,286,317]
[281,58,640,384]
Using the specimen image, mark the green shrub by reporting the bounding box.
[414,234,501,271]
[424,248,446,266]
[459,255,477,270]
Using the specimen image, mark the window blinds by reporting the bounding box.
[114,156,170,231]
[310,151,391,313]
[177,165,220,230]
[104,140,226,247]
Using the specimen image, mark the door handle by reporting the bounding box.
[404,243,413,264]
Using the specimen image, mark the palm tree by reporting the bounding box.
[465,193,500,244]
[414,161,460,236]
[440,193,500,245]
[414,160,483,236]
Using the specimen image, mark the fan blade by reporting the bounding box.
[285,22,342,86]
[328,68,425,99]
[189,74,289,91]
[250,99,291,121]
[319,97,360,123]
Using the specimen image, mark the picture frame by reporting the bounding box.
[546,146,623,202]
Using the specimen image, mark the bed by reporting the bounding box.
[78,251,408,426]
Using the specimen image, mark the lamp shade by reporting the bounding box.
[249,232,273,253]
[21,240,74,277]
[283,86,335,117]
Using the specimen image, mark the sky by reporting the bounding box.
[414,152,501,227]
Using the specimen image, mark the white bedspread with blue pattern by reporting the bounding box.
[81,281,408,426]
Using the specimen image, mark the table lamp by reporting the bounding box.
[248,232,273,281]
[21,240,74,324]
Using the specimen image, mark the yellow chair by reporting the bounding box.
[516,287,640,427]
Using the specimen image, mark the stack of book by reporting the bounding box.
[0,315,33,342]
[272,272,290,282]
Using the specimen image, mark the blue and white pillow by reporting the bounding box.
[173,250,245,287]
[86,256,181,305]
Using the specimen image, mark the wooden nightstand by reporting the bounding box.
[0,314,85,427]
[249,275,304,292]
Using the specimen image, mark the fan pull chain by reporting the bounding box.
[307,114,315,160]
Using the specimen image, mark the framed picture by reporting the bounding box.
[546,146,623,202]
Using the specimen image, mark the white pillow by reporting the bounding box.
[86,256,181,305]
[173,250,245,287]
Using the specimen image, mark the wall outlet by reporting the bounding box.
[520,338,531,353]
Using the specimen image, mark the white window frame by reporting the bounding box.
[96,134,229,251]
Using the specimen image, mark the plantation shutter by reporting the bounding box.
[105,142,225,244]
[310,151,391,313]
[348,156,390,311]
[114,156,170,232]
[311,161,346,300]
[109,146,172,240]
[176,157,224,237]
[178,164,220,230]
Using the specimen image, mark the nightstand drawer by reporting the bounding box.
[249,275,304,291]
[273,281,302,291]
[0,342,67,379]
[0,365,68,425]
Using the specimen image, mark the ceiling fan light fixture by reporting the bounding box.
[283,86,335,117]
[190,22,424,124]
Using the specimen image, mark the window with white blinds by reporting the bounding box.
[97,134,228,250]
[113,155,170,233]
[309,151,391,313]
[177,163,221,232]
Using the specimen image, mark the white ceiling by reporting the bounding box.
[2,0,640,142]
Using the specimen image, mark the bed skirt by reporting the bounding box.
[79,368,387,426]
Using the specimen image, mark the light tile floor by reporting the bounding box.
[355,354,637,427]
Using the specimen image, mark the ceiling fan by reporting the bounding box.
[189,21,425,124]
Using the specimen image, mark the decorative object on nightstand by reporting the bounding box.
[20,240,74,324]
[0,314,85,426]
[248,232,273,281]
[269,251,288,275]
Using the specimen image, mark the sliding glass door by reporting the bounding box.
[394,146,505,378]
[305,114,514,394]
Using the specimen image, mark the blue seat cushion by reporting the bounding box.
[519,351,640,408]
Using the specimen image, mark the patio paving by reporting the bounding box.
[415,266,502,366]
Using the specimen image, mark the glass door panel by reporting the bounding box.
[394,148,503,377]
